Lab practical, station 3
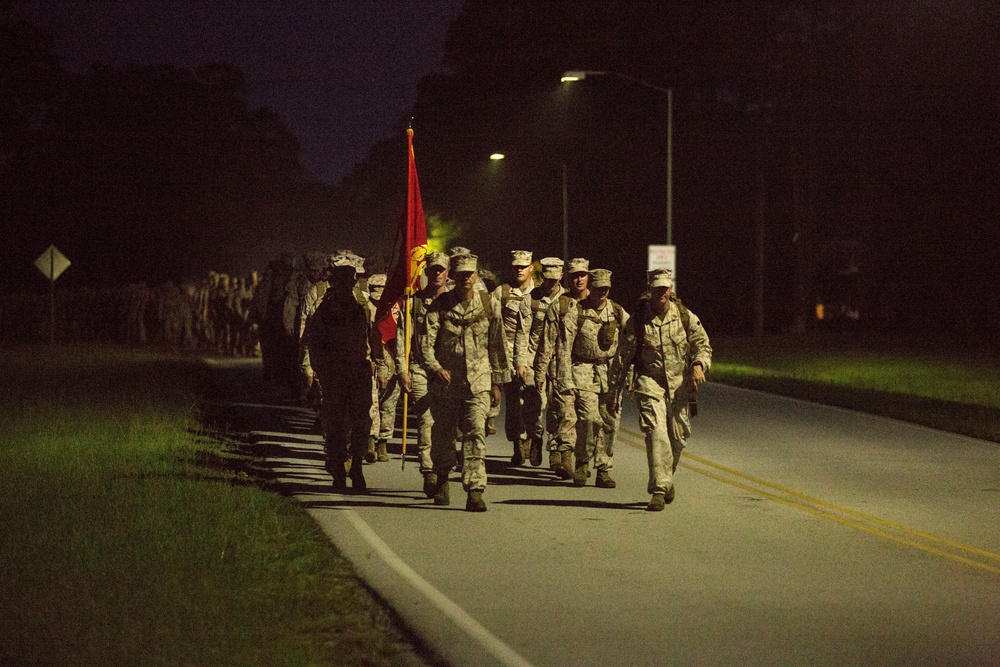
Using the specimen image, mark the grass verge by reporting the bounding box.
[0,344,437,666]
[711,335,1000,443]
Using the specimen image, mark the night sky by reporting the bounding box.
[22,0,463,184]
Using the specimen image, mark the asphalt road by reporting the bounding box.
[214,367,1000,667]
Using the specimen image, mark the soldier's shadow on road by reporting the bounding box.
[498,498,648,510]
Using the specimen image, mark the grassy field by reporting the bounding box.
[0,345,437,666]
[711,335,1000,443]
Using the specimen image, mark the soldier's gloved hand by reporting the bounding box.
[490,383,502,408]
[399,370,412,393]
[436,368,452,385]
[517,365,527,381]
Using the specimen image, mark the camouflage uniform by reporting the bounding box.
[514,257,565,466]
[533,258,590,478]
[490,250,535,464]
[612,269,712,507]
[561,269,627,487]
[366,273,400,462]
[423,254,511,509]
[397,252,450,475]
[305,252,384,492]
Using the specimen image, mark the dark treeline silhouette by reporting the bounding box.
[339,0,1000,338]
[1,11,363,298]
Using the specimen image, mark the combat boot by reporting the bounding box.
[595,470,616,488]
[510,440,524,466]
[553,451,573,480]
[348,461,367,493]
[422,471,438,498]
[665,484,676,504]
[519,438,532,464]
[529,437,543,467]
[466,490,487,512]
[364,436,377,463]
[433,477,450,506]
[330,467,348,492]
[548,449,562,472]
[646,493,666,512]
[376,439,389,462]
[572,462,589,487]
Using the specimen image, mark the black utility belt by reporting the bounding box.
[571,355,609,365]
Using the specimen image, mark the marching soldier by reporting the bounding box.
[398,252,451,495]
[305,251,385,493]
[491,250,536,465]
[533,257,590,480]
[366,273,399,463]
[423,253,511,511]
[610,269,712,511]
[513,257,565,468]
[561,269,627,488]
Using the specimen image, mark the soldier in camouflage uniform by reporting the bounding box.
[513,257,565,469]
[533,257,590,480]
[423,253,511,512]
[398,252,450,495]
[366,273,399,463]
[559,269,628,488]
[611,269,712,511]
[305,251,385,492]
[490,250,536,465]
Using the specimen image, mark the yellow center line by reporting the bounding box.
[618,428,1000,575]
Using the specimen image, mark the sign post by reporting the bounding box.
[34,245,71,343]
[647,244,676,291]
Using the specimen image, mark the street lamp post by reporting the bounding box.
[489,152,569,264]
[561,70,673,247]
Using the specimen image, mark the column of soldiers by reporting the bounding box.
[294,244,712,514]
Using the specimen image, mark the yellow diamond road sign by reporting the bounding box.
[35,245,71,281]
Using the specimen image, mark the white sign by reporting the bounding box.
[35,245,71,281]
[647,244,676,288]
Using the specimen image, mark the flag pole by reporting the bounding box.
[401,294,412,470]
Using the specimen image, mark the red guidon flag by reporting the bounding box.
[375,127,428,343]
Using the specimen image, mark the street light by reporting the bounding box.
[561,70,674,248]
[488,152,569,263]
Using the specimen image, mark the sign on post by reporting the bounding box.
[34,245,71,343]
[647,244,676,290]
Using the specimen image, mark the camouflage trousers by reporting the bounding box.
[315,363,374,465]
[370,374,401,441]
[430,382,490,492]
[405,364,435,472]
[573,389,618,472]
[635,389,692,494]
[548,389,588,456]
[519,367,546,443]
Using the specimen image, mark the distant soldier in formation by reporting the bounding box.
[398,252,451,496]
[423,253,511,511]
[514,256,565,469]
[611,269,712,511]
[366,273,399,463]
[305,251,385,492]
[490,250,536,465]
[534,257,591,480]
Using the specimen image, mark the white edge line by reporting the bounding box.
[342,511,535,667]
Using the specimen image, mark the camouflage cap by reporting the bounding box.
[449,246,472,257]
[567,257,590,275]
[425,251,449,270]
[648,268,673,288]
[328,251,356,269]
[301,251,327,272]
[589,268,612,288]
[539,257,564,279]
[368,273,387,288]
[345,251,365,273]
[450,253,478,273]
[511,250,533,266]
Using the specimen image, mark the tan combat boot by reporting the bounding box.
[422,471,438,498]
[519,438,532,464]
[376,439,389,462]
[595,470,616,488]
[466,490,487,512]
[548,449,562,472]
[529,437,543,467]
[646,493,666,512]
[364,436,377,463]
[433,474,450,506]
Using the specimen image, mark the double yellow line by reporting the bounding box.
[619,428,1000,576]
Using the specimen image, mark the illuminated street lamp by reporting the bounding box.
[489,153,505,161]
[561,70,674,248]
[489,152,570,263]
